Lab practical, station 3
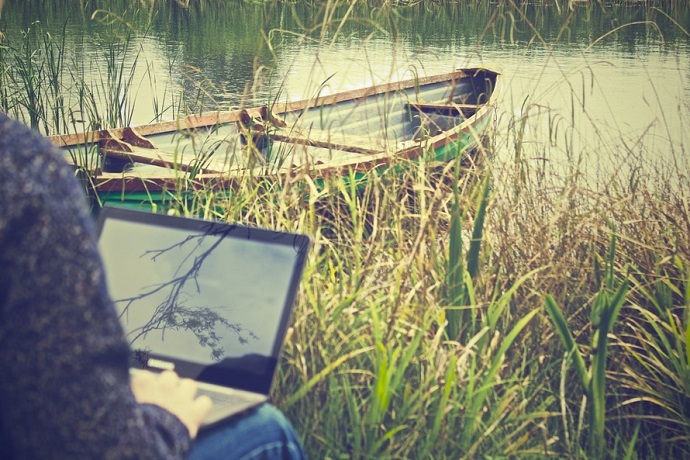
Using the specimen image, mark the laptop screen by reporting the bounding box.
[96,207,310,393]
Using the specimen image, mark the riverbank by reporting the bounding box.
[235,132,690,458]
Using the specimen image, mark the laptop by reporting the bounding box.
[96,206,310,428]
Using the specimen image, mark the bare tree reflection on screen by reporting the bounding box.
[115,224,258,362]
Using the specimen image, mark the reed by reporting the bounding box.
[13,22,48,131]
[1,20,75,135]
[544,229,630,458]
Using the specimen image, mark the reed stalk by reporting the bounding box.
[445,170,491,341]
[544,229,630,458]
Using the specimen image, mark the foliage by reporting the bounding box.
[544,228,629,458]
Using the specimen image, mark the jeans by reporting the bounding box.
[189,404,306,460]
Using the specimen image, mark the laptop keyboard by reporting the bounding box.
[198,389,249,406]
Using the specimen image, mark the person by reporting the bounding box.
[0,111,306,458]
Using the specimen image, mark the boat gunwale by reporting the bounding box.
[51,68,498,148]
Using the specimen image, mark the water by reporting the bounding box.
[1,1,688,188]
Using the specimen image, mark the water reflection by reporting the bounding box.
[0,1,688,185]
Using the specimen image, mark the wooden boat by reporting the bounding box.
[52,67,500,209]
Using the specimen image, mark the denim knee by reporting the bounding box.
[189,404,306,460]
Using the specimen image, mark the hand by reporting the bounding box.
[131,370,213,439]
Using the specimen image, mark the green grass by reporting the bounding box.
[161,130,689,458]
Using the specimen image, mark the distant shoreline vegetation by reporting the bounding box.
[1,0,687,136]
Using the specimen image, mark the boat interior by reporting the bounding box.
[56,69,498,179]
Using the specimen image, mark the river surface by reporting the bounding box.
[1,1,689,188]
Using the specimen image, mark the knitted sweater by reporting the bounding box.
[0,114,191,459]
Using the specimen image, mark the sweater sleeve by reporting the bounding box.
[0,114,192,459]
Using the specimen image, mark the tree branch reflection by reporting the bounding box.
[115,225,258,361]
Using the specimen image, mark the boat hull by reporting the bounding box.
[53,67,501,210]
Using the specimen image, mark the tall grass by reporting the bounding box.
[0,6,182,136]
[544,229,630,458]
[153,118,688,457]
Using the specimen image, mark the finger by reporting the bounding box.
[177,378,197,397]
[159,370,179,380]
[185,395,213,439]
[135,369,156,379]
[157,370,180,388]
[193,395,213,426]
[130,370,155,394]
[131,370,154,386]
[194,395,213,415]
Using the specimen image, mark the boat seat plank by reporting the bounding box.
[405,102,479,116]
[269,132,384,155]
[270,140,374,169]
